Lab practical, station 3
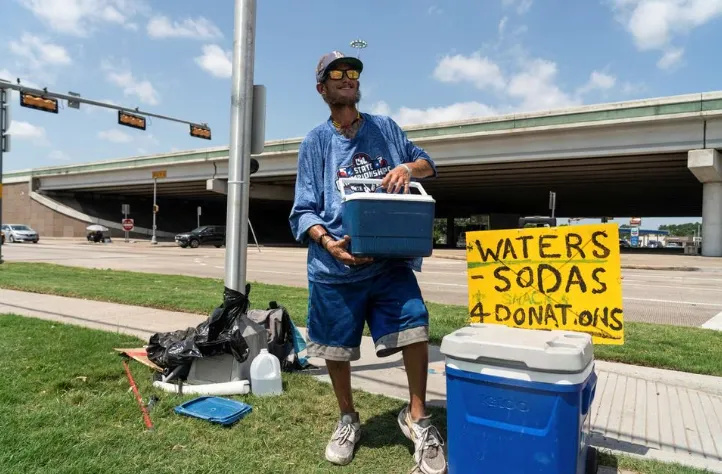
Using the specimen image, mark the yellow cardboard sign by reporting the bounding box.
[466,223,624,345]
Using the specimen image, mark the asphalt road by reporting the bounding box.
[2,239,721,328]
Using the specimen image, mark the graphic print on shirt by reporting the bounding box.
[336,152,392,193]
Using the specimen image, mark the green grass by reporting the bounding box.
[597,451,712,474]
[1,262,721,377]
[0,315,709,474]
[0,314,442,473]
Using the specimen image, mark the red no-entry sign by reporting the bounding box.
[122,218,134,231]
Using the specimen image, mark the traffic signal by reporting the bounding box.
[20,91,58,113]
[118,111,146,130]
[250,158,259,175]
[153,204,159,214]
[190,124,211,140]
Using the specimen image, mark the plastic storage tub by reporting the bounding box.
[174,396,252,426]
[440,324,598,474]
[339,177,435,258]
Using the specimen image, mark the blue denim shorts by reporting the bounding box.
[305,265,430,362]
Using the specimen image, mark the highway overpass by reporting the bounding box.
[3,91,722,256]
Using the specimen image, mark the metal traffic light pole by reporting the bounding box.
[0,87,8,264]
[0,78,211,261]
[224,0,257,293]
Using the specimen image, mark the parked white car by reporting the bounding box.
[1,224,39,243]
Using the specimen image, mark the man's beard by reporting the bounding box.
[323,88,361,106]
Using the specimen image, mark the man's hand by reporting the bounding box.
[325,235,373,266]
[381,164,411,194]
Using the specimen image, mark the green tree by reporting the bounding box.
[658,222,701,237]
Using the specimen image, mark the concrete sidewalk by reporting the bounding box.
[2,288,721,473]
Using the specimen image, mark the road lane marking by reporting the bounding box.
[701,311,722,331]
[625,297,722,308]
[623,273,722,282]
[622,283,722,292]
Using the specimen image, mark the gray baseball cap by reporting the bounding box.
[315,51,363,83]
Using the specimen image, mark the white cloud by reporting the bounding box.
[17,0,148,36]
[49,150,70,161]
[147,16,222,40]
[433,52,506,91]
[499,16,509,36]
[609,0,722,68]
[657,47,684,69]
[502,0,533,14]
[621,81,646,95]
[589,71,616,89]
[195,44,232,78]
[101,60,159,105]
[9,33,72,68]
[7,121,48,146]
[427,5,443,15]
[144,133,160,146]
[371,100,497,126]
[371,50,624,127]
[577,70,617,95]
[98,129,133,143]
[507,59,581,111]
[432,52,579,111]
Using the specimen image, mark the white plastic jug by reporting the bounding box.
[249,348,283,396]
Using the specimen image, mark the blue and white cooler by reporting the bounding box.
[440,323,599,474]
[339,177,435,258]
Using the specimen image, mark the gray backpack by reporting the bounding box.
[246,302,296,371]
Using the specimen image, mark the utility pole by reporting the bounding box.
[224,0,257,293]
[151,177,158,245]
[0,87,8,265]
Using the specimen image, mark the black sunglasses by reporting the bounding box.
[325,69,361,80]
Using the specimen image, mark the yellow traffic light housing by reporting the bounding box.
[118,111,147,130]
[20,91,58,114]
[190,124,211,140]
[153,204,159,214]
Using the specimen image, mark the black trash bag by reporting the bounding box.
[146,284,252,378]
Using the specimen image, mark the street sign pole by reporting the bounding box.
[549,191,557,219]
[224,0,257,293]
[0,86,8,264]
[197,206,201,229]
[151,178,157,245]
[122,204,130,243]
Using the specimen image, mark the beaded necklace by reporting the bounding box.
[332,111,361,129]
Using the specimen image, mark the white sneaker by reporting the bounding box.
[325,412,361,466]
[398,406,447,474]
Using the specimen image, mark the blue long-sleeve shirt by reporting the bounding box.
[289,113,437,284]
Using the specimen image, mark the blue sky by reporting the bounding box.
[2,0,720,227]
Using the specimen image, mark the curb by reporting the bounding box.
[621,265,699,272]
[431,254,701,272]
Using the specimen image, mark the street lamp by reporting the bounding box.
[350,39,367,58]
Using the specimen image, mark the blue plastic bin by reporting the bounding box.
[174,396,252,426]
[339,178,435,258]
[440,324,598,474]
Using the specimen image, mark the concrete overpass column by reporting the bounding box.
[688,149,722,257]
[446,217,455,248]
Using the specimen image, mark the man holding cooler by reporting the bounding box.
[289,50,447,474]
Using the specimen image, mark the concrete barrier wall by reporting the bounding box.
[2,182,88,237]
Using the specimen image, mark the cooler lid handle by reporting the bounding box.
[338,177,428,198]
